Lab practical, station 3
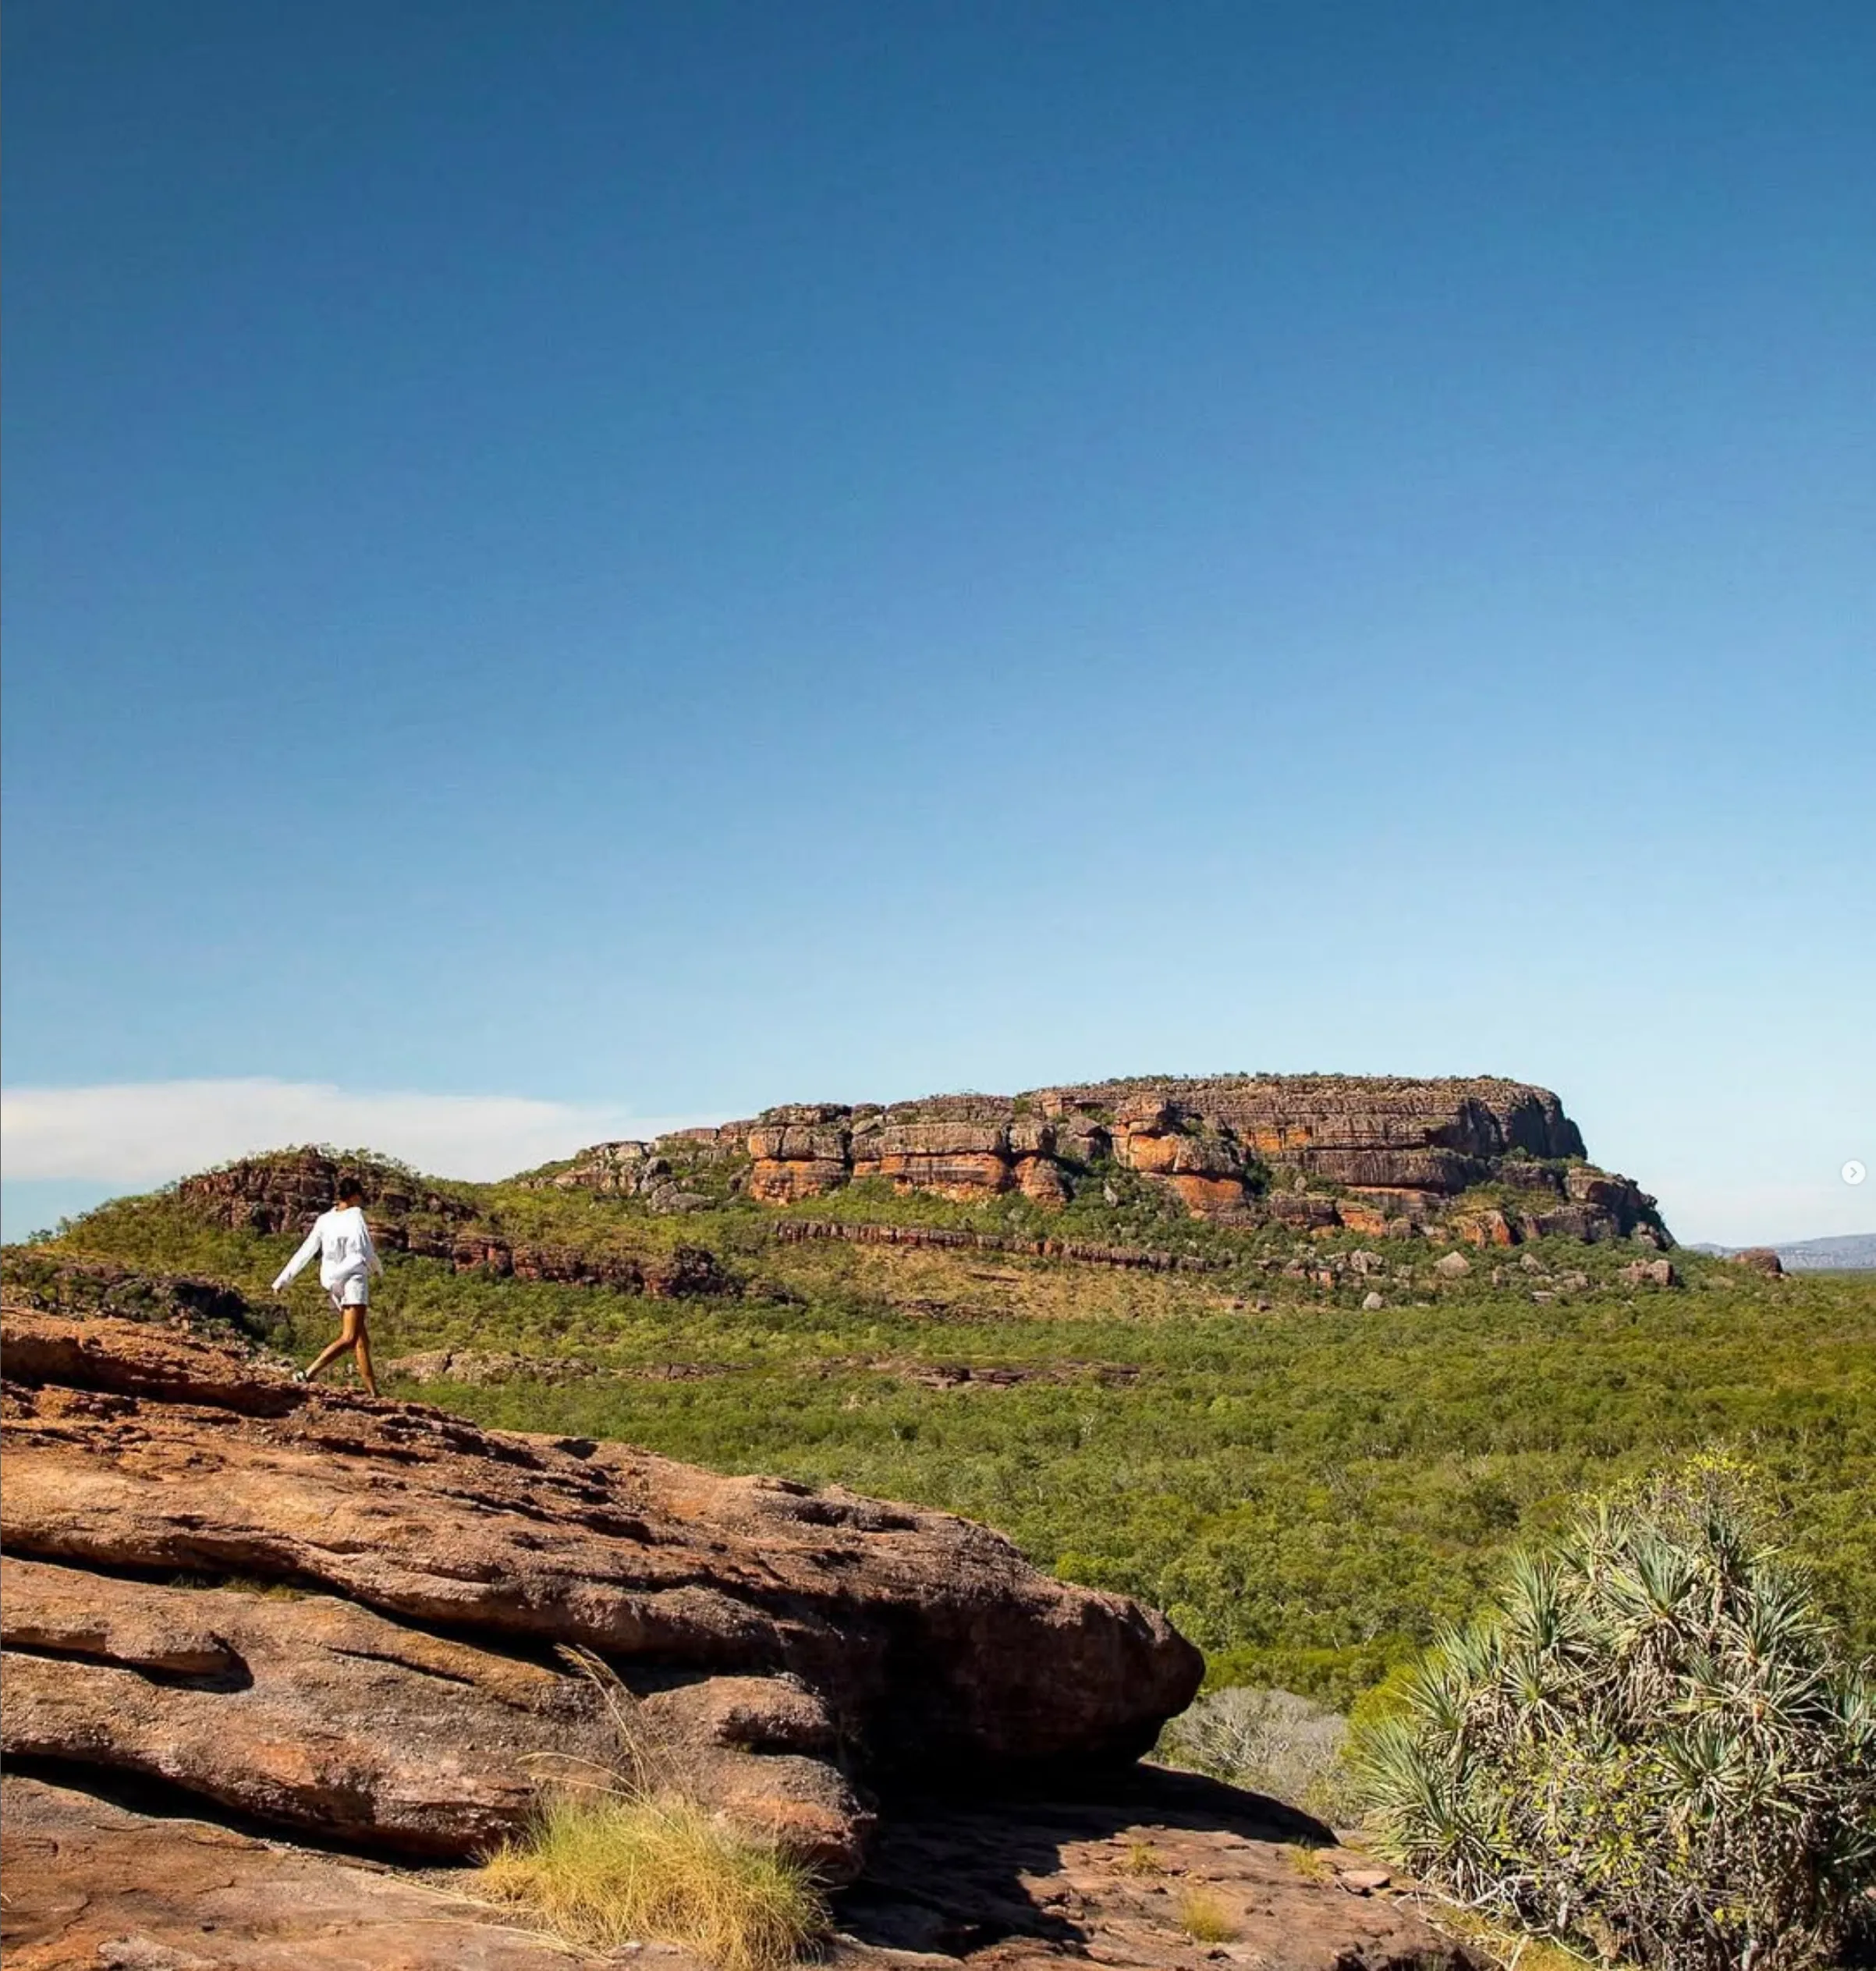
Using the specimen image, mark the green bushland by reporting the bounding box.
[1352,1458,1876,1969]
[13,1168,1874,1710]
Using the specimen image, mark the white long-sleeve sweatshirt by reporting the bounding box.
[272,1205,384,1295]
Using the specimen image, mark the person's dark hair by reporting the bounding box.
[335,1176,366,1205]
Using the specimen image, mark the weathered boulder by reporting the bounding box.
[1732,1246,1785,1276]
[1452,1207,1516,1247]
[1619,1257,1679,1289]
[1268,1191,1343,1231]
[0,1306,1200,1877]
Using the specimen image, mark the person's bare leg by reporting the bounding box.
[303,1318,353,1381]
[351,1311,379,1398]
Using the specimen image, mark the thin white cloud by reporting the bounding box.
[0,1079,717,1186]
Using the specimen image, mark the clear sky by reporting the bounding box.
[4,0,1872,1246]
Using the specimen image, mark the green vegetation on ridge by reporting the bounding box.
[12,1156,1873,1710]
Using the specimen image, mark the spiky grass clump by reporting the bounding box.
[1175,1888,1240,1942]
[481,1791,827,1971]
[1352,1457,1876,1969]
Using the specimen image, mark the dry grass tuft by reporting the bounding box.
[1118,1837,1165,1876]
[1426,1904,1609,1970]
[1175,1888,1240,1943]
[481,1791,827,1971]
[1284,1844,1331,1882]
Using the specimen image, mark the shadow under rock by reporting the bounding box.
[835,1760,1334,1958]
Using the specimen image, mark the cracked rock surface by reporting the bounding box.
[1,1304,1198,1876]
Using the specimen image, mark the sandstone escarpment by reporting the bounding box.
[0,1304,1201,1879]
[548,1075,1667,1246]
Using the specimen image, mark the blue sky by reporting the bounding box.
[4,0,1871,1245]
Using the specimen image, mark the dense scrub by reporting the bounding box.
[13,1172,1874,1709]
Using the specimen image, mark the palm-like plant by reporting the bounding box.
[1351,1457,1876,1968]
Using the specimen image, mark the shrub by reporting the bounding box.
[1351,1458,1876,1969]
[1156,1686,1361,1825]
[481,1790,826,1971]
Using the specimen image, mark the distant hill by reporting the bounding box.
[1690,1233,1876,1272]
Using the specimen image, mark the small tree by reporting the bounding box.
[1351,1458,1876,1969]
[1157,1686,1360,1825]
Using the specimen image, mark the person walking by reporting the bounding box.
[272,1175,384,1395]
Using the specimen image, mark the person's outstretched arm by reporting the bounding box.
[272,1220,323,1292]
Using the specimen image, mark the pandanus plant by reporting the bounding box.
[1351,1458,1876,1969]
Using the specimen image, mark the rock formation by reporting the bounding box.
[547,1074,1668,1245]
[180,1150,735,1296]
[0,1303,1200,1880]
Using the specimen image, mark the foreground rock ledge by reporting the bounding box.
[1,1769,1475,1971]
[0,1306,1200,1877]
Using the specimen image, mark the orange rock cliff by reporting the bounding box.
[538,1073,1669,1247]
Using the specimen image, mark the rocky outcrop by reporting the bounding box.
[1731,1246,1786,1276]
[0,1305,1201,1879]
[751,1104,859,1203]
[0,1251,279,1343]
[521,1136,719,1212]
[546,1075,1667,1244]
[1110,1094,1257,1219]
[178,1149,735,1298]
[442,1231,732,1299]
[179,1150,481,1236]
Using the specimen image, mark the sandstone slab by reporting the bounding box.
[2,1765,1477,1971]
[2,1307,1200,1876]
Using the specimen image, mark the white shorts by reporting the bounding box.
[328,1277,371,1312]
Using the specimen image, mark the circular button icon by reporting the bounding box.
[1845,1161,1867,1186]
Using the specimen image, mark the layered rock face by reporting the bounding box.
[740,1093,1257,1214]
[0,1305,1201,1877]
[582,1076,1665,1244]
